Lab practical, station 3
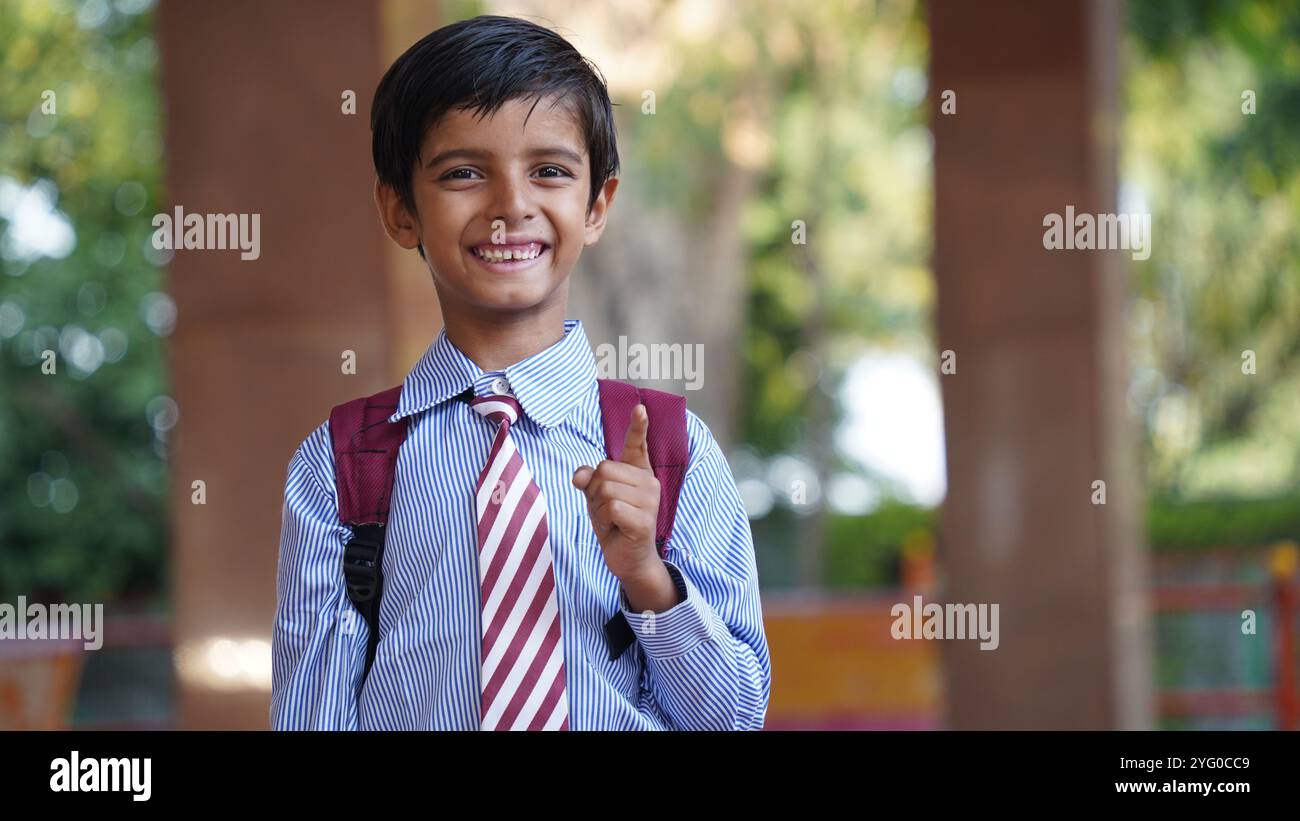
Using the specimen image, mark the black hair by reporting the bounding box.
[371,15,620,230]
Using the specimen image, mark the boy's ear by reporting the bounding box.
[373,179,423,252]
[583,176,620,247]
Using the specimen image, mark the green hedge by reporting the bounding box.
[1146,495,1300,550]
[761,493,1300,590]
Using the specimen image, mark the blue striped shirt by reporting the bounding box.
[271,319,771,729]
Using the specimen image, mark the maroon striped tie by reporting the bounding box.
[470,394,570,730]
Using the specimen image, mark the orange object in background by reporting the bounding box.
[0,639,85,730]
[1270,541,1299,731]
[763,593,943,730]
[901,529,937,593]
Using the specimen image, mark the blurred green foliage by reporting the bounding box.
[736,1,932,459]
[823,501,932,588]
[617,0,931,462]
[1147,494,1300,549]
[814,492,1300,592]
[0,0,167,602]
[752,504,931,590]
[1126,0,1300,499]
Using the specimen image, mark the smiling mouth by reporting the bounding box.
[468,241,550,264]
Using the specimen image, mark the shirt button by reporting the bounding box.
[490,376,511,396]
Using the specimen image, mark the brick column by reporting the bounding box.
[930,0,1152,729]
[158,0,397,728]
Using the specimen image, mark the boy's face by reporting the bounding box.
[375,94,618,321]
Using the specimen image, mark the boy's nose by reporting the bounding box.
[488,176,535,224]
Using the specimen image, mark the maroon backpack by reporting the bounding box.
[328,378,689,684]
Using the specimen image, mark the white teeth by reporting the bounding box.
[474,245,542,262]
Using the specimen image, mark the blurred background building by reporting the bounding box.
[1,0,1298,730]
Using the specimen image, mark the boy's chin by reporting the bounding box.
[463,285,567,316]
[433,267,567,316]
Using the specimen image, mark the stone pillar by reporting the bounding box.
[158,0,398,728]
[930,0,1152,729]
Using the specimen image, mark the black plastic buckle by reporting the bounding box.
[604,612,636,661]
[343,526,384,603]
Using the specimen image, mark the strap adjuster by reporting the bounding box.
[343,525,385,603]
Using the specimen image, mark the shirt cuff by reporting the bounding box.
[619,560,721,659]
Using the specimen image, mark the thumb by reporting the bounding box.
[620,404,652,470]
[572,465,595,491]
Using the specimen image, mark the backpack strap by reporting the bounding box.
[596,378,690,661]
[328,384,409,686]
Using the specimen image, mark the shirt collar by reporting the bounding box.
[389,318,598,429]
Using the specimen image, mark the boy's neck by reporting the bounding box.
[440,306,569,373]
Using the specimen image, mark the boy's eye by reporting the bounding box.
[442,167,480,180]
[439,165,571,182]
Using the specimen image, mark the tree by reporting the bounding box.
[0,0,167,602]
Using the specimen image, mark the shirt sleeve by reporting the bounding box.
[617,412,772,730]
[269,420,368,730]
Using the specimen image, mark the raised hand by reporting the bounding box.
[572,403,661,582]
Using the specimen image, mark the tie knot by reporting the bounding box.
[470,394,522,427]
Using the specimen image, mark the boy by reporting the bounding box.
[271,15,770,730]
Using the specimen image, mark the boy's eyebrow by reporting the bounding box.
[527,146,584,165]
[424,146,585,169]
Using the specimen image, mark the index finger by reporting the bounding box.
[620,403,652,470]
